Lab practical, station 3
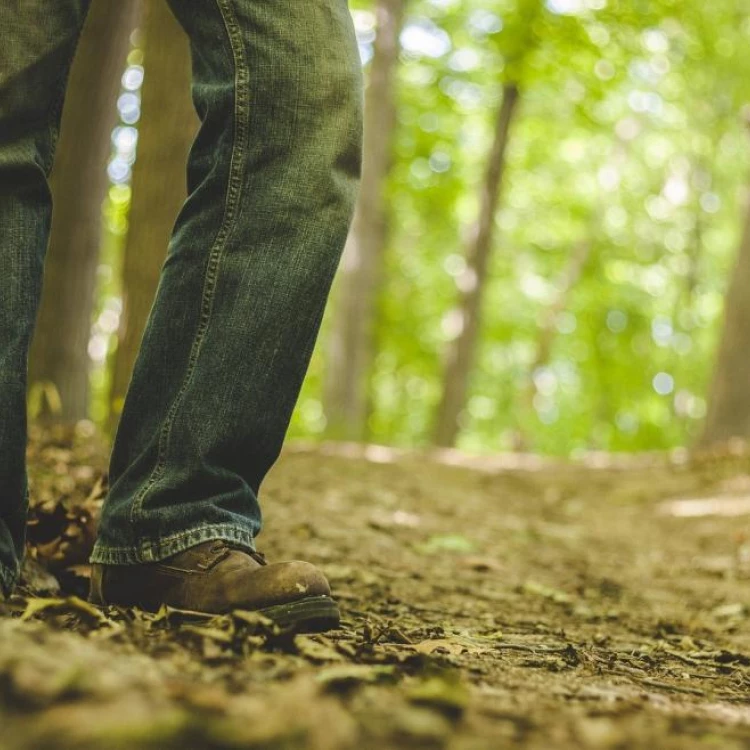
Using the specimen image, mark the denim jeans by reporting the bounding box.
[0,0,363,595]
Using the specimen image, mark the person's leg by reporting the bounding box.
[91,0,363,565]
[0,1,91,597]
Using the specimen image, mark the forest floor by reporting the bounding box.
[2,426,750,749]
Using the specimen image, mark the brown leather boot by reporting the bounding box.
[89,541,340,632]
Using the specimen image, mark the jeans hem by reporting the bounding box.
[0,560,20,599]
[89,524,256,565]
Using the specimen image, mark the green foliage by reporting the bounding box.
[291,0,750,454]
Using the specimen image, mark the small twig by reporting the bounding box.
[494,643,570,655]
[661,649,704,667]
[639,678,705,696]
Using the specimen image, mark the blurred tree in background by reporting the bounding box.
[107,0,197,432]
[431,0,535,447]
[31,0,750,457]
[323,0,408,441]
[28,0,139,421]
[701,116,750,445]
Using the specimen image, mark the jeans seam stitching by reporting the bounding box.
[128,0,250,534]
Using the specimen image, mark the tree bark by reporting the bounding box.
[321,0,407,441]
[700,172,750,446]
[432,83,521,447]
[28,0,139,421]
[108,0,197,432]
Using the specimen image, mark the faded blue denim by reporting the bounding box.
[0,0,363,595]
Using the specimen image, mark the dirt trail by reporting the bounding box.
[2,433,750,749]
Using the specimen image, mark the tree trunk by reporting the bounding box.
[432,83,521,447]
[108,0,197,431]
[513,239,592,450]
[28,0,139,422]
[321,0,406,441]
[700,172,750,446]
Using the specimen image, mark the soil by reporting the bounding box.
[2,428,750,749]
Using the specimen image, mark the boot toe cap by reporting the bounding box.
[244,560,332,609]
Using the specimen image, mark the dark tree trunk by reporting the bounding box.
[432,83,521,447]
[108,0,197,431]
[28,0,140,421]
[321,0,407,441]
[700,169,750,446]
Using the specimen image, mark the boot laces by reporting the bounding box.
[210,540,267,566]
[249,550,267,566]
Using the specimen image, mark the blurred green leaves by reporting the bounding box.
[292,0,750,454]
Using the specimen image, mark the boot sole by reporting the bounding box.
[88,594,341,634]
[258,594,341,633]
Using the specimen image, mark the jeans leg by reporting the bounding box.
[91,0,363,564]
[0,1,90,595]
